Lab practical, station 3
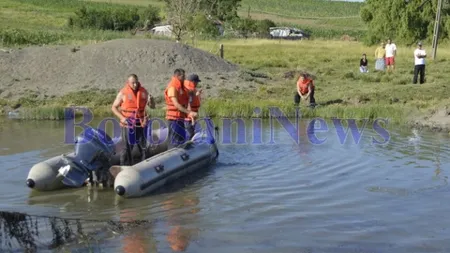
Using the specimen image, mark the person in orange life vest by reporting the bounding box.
[294,72,316,106]
[164,69,197,148]
[184,74,202,140]
[112,74,154,166]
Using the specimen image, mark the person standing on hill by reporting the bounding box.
[294,72,316,107]
[374,42,386,71]
[413,42,427,84]
[164,69,197,148]
[184,74,202,140]
[111,74,154,166]
[360,53,368,73]
[385,38,397,72]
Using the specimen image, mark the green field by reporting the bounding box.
[0,0,366,46]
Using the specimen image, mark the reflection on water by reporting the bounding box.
[0,118,450,252]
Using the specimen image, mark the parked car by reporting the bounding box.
[269,27,310,40]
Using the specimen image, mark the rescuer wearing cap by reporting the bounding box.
[184,74,202,140]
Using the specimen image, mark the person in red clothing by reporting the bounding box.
[184,74,202,140]
[294,72,316,107]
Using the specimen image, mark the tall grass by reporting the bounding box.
[13,99,408,124]
[0,28,132,47]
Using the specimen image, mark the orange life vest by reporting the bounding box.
[184,80,201,121]
[120,83,148,126]
[297,77,314,95]
[164,77,189,120]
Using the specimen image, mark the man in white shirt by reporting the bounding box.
[413,42,426,84]
[385,38,397,72]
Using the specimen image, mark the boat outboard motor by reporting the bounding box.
[57,127,115,188]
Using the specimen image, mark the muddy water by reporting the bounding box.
[0,117,449,252]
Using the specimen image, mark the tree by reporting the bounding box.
[360,0,450,45]
[187,12,220,42]
[163,0,201,41]
[200,0,242,21]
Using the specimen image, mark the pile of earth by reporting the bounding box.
[0,38,259,100]
[410,106,450,132]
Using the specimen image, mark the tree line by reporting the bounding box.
[67,0,277,41]
[360,0,450,45]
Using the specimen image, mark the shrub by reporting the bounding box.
[254,19,276,38]
[232,17,257,38]
[68,5,161,31]
[188,13,221,39]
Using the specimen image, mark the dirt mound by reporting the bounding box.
[411,107,450,132]
[0,39,245,100]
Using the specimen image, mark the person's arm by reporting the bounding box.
[147,93,155,109]
[414,50,423,58]
[112,92,126,123]
[187,91,194,111]
[304,82,312,100]
[168,86,191,115]
[297,84,305,99]
[296,79,304,98]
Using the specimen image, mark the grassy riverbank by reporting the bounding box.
[3,39,449,125]
[1,0,449,128]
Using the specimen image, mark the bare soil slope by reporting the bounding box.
[411,107,450,132]
[0,39,256,100]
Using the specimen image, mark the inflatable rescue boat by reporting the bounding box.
[26,120,219,197]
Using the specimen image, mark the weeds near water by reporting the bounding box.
[0,210,151,252]
[7,97,407,124]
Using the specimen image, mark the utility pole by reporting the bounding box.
[431,0,444,60]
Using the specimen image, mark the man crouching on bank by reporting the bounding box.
[294,72,316,107]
